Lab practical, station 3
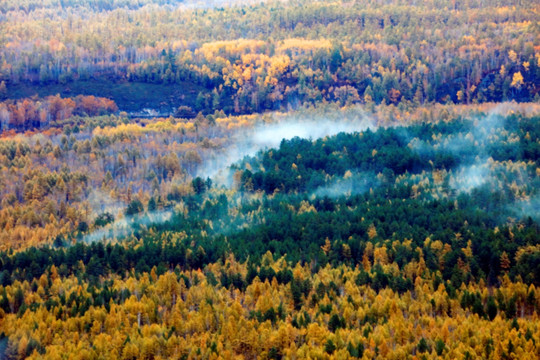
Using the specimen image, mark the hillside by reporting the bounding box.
[1,103,539,358]
[0,0,539,359]
[0,0,538,115]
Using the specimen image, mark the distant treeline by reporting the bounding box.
[0,95,117,132]
[0,0,538,114]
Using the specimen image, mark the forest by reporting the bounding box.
[0,102,539,358]
[0,0,539,359]
[0,0,538,116]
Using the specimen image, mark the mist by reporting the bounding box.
[407,104,530,197]
[509,195,540,221]
[87,189,126,216]
[450,162,491,193]
[409,105,510,162]
[80,110,374,243]
[82,210,173,244]
[311,172,377,199]
[80,103,537,244]
[202,114,374,186]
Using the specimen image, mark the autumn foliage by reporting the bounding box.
[0,0,538,114]
[0,95,117,131]
[0,0,539,358]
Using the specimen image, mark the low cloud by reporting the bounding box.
[202,114,374,185]
[82,210,173,243]
[450,162,491,193]
[312,172,377,198]
[508,195,540,222]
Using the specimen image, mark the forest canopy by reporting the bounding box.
[1,103,539,358]
[0,0,538,114]
[0,0,539,358]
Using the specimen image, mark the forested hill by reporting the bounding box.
[1,0,538,113]
[1,110,539,358]
[2,113,539,287]
[1,0,540,357]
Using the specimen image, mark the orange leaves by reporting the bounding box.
[320,238,331,256]
[74,95,118,117]
[48,39,66,53]
[0,95,118,132]
[367,223,377,240]
[47,95,75,122]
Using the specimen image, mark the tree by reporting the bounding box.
[192,177,207,194]
[0,103,9,130]
[126,199,144,216]
[94,213,114,227]
[364,85,374,103]
[417,338,429,353]
[0,81,7,100]
[183,150,202,175]
[147,197,157,212]
[511,72,524,89]
[388,88,401,104]
[487,296,497,320]
[325,339,336,354]
[500,252,511,271]
[328,314,345,332]
[435,339,445,356]
[332,85,360,106]
[174,106,197,119]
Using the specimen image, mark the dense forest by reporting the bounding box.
[0,0,538,115]
[1,103,539,358]
[1,0,539,359]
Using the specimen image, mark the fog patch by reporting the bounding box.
[203,114,374,186]
[83,109,374,243]
[312,172,377,198]
[508,195,540,221]
[450,162,491,193]
[87,189,125,216]
[251,120,372,149]
[82,210,172,244]
[408,104,510,160]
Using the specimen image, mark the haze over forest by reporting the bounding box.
[0,0,539,359]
